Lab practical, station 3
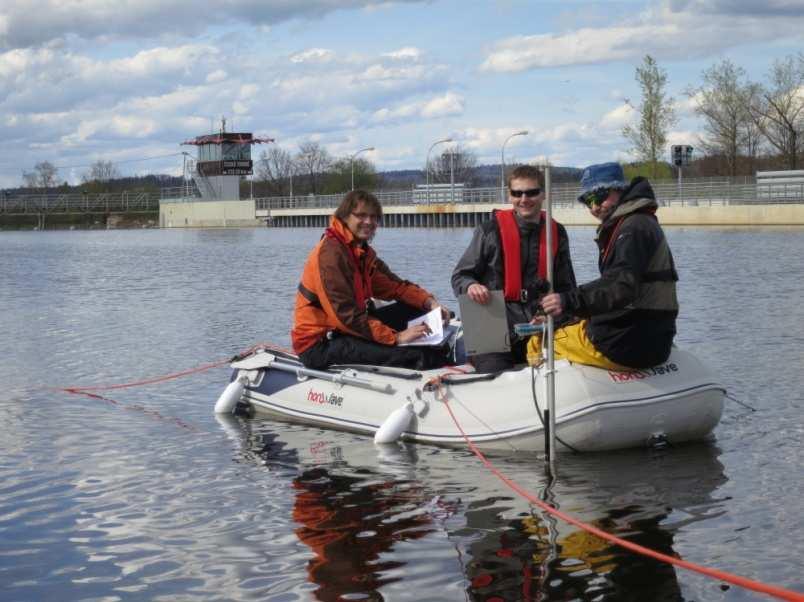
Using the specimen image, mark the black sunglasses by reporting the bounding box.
[509,187,542,198]
[578,187,609,208]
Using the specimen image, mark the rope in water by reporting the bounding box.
[432,382,803,602]
[49,346,799,600]
[49,343,288,394]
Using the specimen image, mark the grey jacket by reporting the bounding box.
[451,211,577,339]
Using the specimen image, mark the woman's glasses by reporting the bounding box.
[351,212,380,222]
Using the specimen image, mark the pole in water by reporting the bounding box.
[544,165,557,471]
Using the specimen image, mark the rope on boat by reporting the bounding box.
[439,395,804,602]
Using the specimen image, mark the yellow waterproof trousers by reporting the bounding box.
[526,320,630,371]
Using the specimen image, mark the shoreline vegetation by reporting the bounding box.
[0,212,158,231]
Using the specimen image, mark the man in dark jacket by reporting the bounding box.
[537,162,678,369]
[452,165,576,373]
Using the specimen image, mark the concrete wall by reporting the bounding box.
[554,204,804,226]
[269,202,804,226]
[160,200,262,228]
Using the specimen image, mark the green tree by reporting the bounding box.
[323,157,377,194]
[622,55,677,179]
[623,162,673,181]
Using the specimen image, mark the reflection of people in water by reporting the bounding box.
[464,446,727,601]
[292,465,458,601]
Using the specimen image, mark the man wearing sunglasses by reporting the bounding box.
[292,190,451,370]
[452,164,577,373]
[534,162,678,370]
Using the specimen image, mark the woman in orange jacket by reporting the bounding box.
[291,190,451,370]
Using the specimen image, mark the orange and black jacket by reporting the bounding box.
[291,216,432,355]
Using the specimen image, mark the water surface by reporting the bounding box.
[1,227,802,601]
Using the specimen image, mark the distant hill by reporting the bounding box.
[5,164,583,195]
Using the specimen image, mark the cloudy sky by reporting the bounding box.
[1,0,802,187]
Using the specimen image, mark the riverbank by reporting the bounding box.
[3,203,804,230]
[0,211,158,230]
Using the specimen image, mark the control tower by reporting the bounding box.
[159,120,273,228]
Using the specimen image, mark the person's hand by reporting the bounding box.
[467,283,491,305]
[396,323,431,344]
[540,292,564,317]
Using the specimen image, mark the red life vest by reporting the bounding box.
[324,225,373,310]
[495,209,559,301]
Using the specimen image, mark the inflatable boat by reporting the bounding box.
[214,337,725,453]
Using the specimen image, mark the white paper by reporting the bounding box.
[398,306,448,346]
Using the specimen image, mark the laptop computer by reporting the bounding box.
[457,290,510,355]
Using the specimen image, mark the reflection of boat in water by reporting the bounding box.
[215,342,725,452]
[216,415,729,601]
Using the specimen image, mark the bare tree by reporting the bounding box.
[426,144,478,186]
[746,53,804,170]
[82,159,120,183]
[622,55,677,178]
[688,59,754,176]
[256,146,294,195]
[22,161,58,189]
[295,141,332,195]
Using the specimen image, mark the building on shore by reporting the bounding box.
[159,123,272,228]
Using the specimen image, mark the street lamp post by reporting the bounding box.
[288,161,294,204]
[501,130,528,202]
[449,149,455,204]
[350,146,375,191]
[426,137,453,204]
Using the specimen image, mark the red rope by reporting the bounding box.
[54,358,231,393]
[66,389,197,432]
[439,393,804,601]
[50,341,292,394]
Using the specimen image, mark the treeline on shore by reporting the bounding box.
[5,151,795,202]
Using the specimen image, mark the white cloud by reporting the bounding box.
[600,104,637,129]
[383,47,422,61]
[371,92,464,124]
[420,92,464,118]
[290,48,335,64]
[0,0,429,49]
[480,0,804,71]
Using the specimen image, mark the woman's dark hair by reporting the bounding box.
[334,190,383,222]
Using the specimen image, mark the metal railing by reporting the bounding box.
[159,184,201,201]
[0,191,160,214]
[254,178,804,211]
[6,178,800,216]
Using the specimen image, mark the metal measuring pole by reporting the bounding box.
[544,166,557,470]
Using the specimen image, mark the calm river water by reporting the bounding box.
[1,226,802,601]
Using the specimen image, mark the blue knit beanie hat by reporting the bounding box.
[578,162,627,200]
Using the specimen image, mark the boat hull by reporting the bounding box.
[232,348,725,453]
